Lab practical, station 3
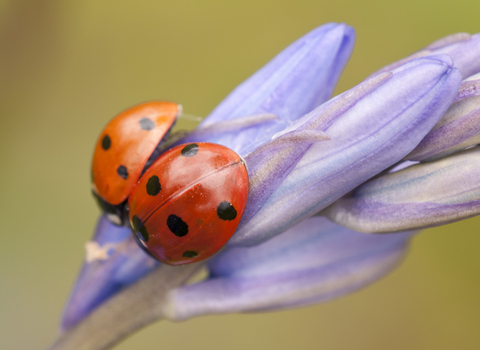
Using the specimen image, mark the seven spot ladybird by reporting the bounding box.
[91,101,181,224]
[128,142,249,265]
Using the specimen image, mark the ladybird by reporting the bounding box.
[128,142,249,265]
[91,101,181,224]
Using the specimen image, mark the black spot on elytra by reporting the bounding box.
[182,251,198,258]
[102,135,111,150]
[217,201,237,221]
[131,215,149,242]
[139,117,155,131]
[167,215,188,237]
[138,226,149,242]
[131,215,141,230]
[181,143,199,157]
[146,175,161,196]
[117,165,128,179]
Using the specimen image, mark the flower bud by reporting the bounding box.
[181,23,355,156]
[406,72,480,161]
[369,32,480,79]
[164,217,413,320]
[324,147,480,233]
[232,55,461,246]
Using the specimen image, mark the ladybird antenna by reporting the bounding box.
[179,113,204,122]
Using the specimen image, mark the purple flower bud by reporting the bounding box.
[180,23,355,156]
[406,72,480,161]
[324,147,480,233]
[164,217,413,320]
[369,32,480,79]
[231,55,461,246]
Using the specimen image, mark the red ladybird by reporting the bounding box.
[91,101,180,224]
[128,142,249,265]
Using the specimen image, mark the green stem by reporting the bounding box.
[48,262,204,350]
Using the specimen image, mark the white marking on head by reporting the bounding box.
[106,213,122,225]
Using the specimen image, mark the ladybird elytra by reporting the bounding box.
[91,101,180,209]
[128,142,249,265]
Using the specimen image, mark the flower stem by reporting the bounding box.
[48,262,205,350]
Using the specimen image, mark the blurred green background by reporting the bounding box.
[1,1,479,349]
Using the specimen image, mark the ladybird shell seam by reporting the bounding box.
[140,159,246,225]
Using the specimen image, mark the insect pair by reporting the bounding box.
[91,102,249,265]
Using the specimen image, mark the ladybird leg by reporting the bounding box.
[142,130,188,175]
[157,130,190,151]
[143,113,280,171]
